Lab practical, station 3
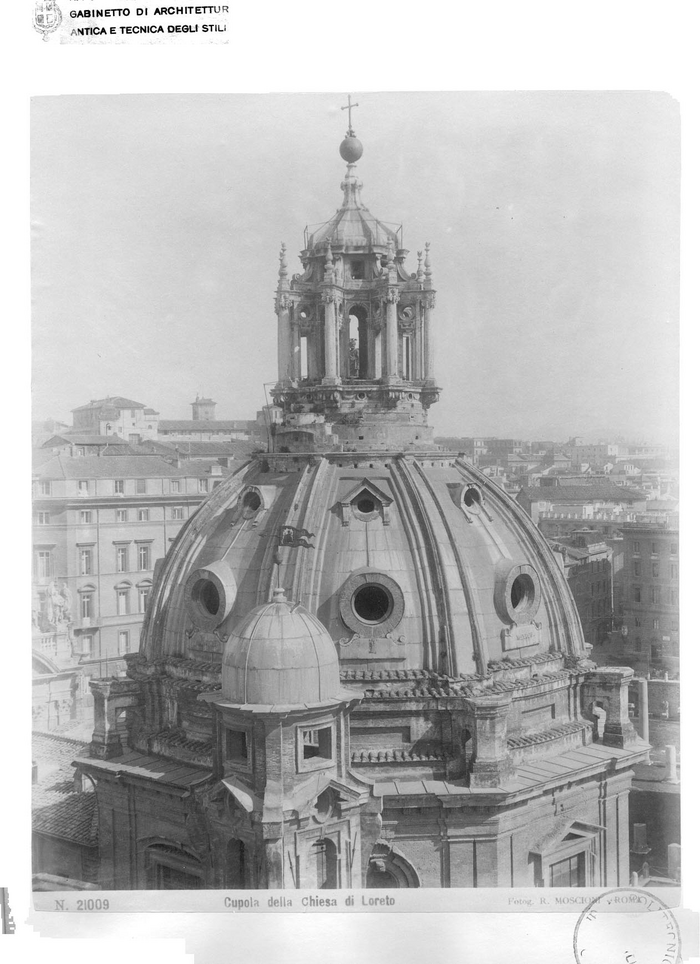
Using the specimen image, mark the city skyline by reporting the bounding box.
[31,91,679,443]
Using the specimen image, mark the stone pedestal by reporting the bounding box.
[88,678,141,760]
[469,693,516,788]
[582,667,638,748]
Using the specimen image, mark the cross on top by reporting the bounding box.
[341,94,359,132]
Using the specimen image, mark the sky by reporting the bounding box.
[31,91,680,444]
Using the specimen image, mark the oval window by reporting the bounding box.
[463,486,482,510]
[357,497,377,515]
[510,573,535,612]
[192,578,220,617]
[243,491,261,513]
[353,584,393,624]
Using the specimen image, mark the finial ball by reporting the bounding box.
[340,135,363,163]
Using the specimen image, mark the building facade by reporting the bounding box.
[57,115,649,892]
[619,523,680,676]
[32,455,230,729]
[72,397,159,441]
[549,533,614,646]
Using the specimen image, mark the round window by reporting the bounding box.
[185,561,237,631]
[192,578,220,617]
[357,497,377,515]
[510,573,535,612]
[497,562,541,625]
[339,571,405,637]
[353,584,393,624]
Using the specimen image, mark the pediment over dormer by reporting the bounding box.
[335,478,393,526]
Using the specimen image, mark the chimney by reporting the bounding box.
[663,745,679,784]
[667,843,681,882]
[631,823,651,854]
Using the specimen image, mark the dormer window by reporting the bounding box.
[354,491,380,520]
[242,489,262,517]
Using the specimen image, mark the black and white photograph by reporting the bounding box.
[27,91,683,903]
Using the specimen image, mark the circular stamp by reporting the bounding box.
[574,888,681,964]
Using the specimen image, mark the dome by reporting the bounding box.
[306,168,400,254]
[142,455,586,677]
[221,587,344,706]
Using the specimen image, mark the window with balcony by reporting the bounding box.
[116,586,130,615]
[137,544,151,570]
[80,591,94,620]
[79,547,93,576]
[36,550,52,579]
[116,545,129,573]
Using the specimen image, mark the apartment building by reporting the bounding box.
[32,454,235,728]
[620,522,680,675]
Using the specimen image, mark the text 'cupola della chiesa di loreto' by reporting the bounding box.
[77,101,649,891]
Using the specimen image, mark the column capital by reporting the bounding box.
[275,292,293,314]
[322,288,343,306]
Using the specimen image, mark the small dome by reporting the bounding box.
[221,588,343,706]
[340,135,363,163]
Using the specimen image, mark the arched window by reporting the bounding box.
[347,305,369,379]
[366,844,420,888]
[312,837,338,889]
[226,838,249,889]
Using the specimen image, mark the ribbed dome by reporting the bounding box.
[306,167,400,253]
[221,588,343,706]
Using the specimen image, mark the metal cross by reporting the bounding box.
[341,95,359,130]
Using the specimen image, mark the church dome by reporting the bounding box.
[141,457,586,678]
[137,121,586,685]
[306,167,400,254]
[220,587,344,706]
